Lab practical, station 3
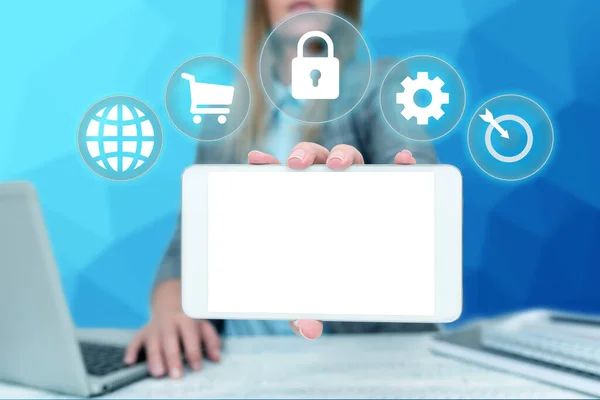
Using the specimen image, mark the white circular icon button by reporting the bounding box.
[259,11,371,124]
[165,56,251,142]
[468,94,554,181]
[77,95,163,181]
[380,55,466,141]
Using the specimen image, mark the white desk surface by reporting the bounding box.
[0,330,589,399]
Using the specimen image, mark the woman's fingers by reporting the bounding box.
[248,150,280,165]
[178,319,203,371]
[250,145,415,168]
[161,326,184,379]
[287,142,330,170]
[146,334,166,377]
[327,144,365,170]
[124,332,144,365]
[290,319,324,340]
[199,320,222,362]
[394,149,417,165]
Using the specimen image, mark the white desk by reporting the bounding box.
[0,331,589,399]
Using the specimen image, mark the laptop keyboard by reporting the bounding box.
[80,341,145,376]
[481,324,600,377]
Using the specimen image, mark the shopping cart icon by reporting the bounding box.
[181,73,235,124]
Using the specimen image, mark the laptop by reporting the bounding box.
[0,182,148,396]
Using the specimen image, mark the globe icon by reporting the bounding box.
[78,96,163,181]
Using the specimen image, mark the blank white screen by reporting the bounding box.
[207,171,435,316]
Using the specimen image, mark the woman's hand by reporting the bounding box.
[124,280,221,379]
[247,142,417,339]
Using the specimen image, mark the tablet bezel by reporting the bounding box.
[181,164,462,323]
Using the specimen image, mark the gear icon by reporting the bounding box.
[395,72,450,125]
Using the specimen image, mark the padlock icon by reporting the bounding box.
[291,31,340,100]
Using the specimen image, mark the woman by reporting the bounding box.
[125,0,438,379]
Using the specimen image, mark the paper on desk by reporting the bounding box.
[0,383,59,399]
[106,334,589,399]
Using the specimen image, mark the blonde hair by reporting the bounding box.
[233,0,362,159]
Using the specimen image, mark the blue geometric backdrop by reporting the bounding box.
[0,0,598,328]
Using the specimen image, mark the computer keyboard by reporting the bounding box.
[481,323,600,377]
[79,341,145,377]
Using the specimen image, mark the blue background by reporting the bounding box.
[1,0,598,328]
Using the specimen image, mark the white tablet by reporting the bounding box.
[181,164,462,323]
